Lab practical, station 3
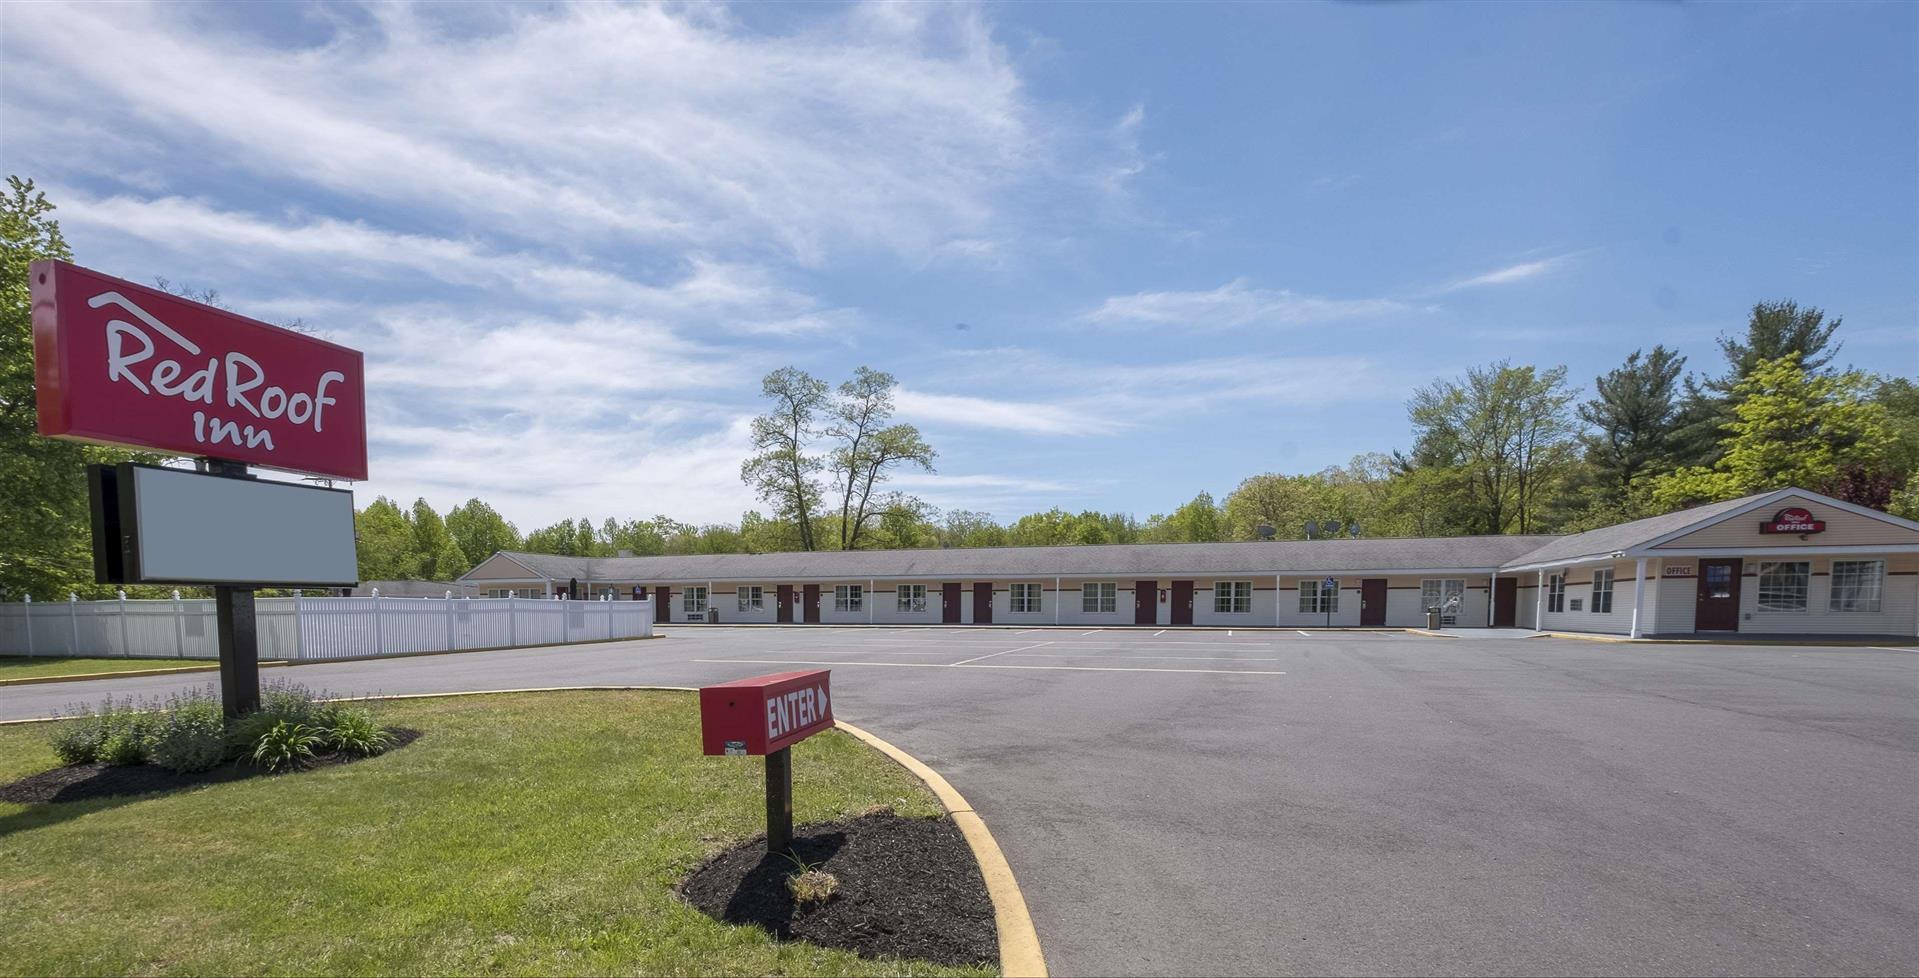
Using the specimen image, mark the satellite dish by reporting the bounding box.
[1324,520,1342,537]
[1304,520,1319,540]
[1255,523,1276,540]
[1349,522,1361,538]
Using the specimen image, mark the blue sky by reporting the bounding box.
[3,1,1914,529]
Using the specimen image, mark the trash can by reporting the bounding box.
[1426,610,1442,630]
[706,608,720,624]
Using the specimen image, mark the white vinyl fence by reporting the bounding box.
[0,593,655,661]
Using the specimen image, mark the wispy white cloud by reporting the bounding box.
[1437,252,1582,293]
[1080,278,1410,330]
[895,389,1130,437]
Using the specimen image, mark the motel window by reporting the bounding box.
[1421,579,1465,625]
[1829,560,1883,613]
[684,586,709,615]
[1299,579,1339,615]
[1084,582,1118,614]
[1010,583,1043,614]
[1215,581,1252,614]
[738,586,764,612]
[1590,569,1614,614]
[1757,561,1810,612]
[835,585,863,612]
[1546,574,1565,614]
[898,584,927,612]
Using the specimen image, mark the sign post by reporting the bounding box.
[31,260,367,715]
[700,670,834,854]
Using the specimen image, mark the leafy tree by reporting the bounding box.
[446,499,521,567]
[523,517,600,557]
[825,367,935,550]
[938,510,1007,549]
[1889,474,1919,521]
[1408,361,1578,534]
[354,498,418,581]
[1874,376,1919,483]
[1578,346,1685,507]
[1673,300,1845,466]
[407,499,469,580]
[1652,354,1892,508]
[1143,491,1225,542]
[741,367,829,551]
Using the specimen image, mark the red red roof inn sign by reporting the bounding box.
[1760,507,1826,535]
[30,260,368,481]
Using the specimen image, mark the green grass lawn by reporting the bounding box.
[0,690,991,977]
[0,656,215,682]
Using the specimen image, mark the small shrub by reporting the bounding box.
[319,705,393,757]
[48,714,111,765]
[145,693,228,773]
[227,682,324,759]
[251,721,324,772]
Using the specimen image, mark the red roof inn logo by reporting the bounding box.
[30,260,367,481]
[1760,506,1826,535]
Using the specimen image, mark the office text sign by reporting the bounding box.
[31,260,368,480]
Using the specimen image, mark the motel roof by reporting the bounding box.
[461,488,1919,587]
[470,534,1561,584]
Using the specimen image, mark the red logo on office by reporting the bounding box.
[1759,506,1825,535]
[31,260,368,481]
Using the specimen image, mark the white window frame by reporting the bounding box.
[898,584,927,613]
[1828,560,1884,613]
[1546,574,1565,614]
[1010,583,1043,614]
[834,584,863,612]
[737,585,764,612]
[1420,579,1465,625]
[1757,561,1810,612]
[1083,581,1117,614]
[1299,579,1340,615]
[1214,580,1252,614]
[1590,569,1614,614]
[684,586,709,615]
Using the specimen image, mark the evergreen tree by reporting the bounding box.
[1577,346,1686,514]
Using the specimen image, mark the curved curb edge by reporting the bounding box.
[835,719,1048,978]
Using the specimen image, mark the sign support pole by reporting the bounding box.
[766,746,794,854]
[203,458,261,717]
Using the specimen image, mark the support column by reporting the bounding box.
[1630,557,1647,639]
[1487,572,1497,627]
[1054,576,1061,625]
[868,579,875,624]
[1533,569,1545,632]
[214,585,260,717]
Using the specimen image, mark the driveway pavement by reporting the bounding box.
[5,626,1917,976]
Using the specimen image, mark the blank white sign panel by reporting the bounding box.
[130,466,358,585]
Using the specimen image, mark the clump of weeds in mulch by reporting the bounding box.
[679,811,995,968]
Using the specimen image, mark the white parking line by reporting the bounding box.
[1870,646,1919,653]
[1080,629,1103,636]
[1154,629,1166,636]
[950,641,1053,666]
[697,658,1287,676]
[1015,629,1048,635]
[1297,630,1311,637]
[1001,653,1281,662]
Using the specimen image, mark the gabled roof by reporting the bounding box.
[462,534,1560,585]
[1497,487,1919,570]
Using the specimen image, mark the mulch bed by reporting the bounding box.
[679,811,996,968]
[0,728,422,805]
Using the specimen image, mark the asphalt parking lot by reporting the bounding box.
[6,626,1917,976]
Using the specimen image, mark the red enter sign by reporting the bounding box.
[31,260,368,481]
[700,670,833,756]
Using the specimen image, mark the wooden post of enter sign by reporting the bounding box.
[766,746,794,853]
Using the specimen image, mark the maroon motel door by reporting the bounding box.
[1360,579,1388,627]
[942,583,963,623]
[972,582,993,624]
[654,586,670,623]
[1134,580,1157,625]
[1493,577,1518,627]
[776,584,794,624]
[1696,558,1742,631]
[1170,580,1194,625]
[802,584,822,623]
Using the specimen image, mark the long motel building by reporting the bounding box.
[458,488,1919,639]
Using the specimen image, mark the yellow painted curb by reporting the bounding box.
[0,661,290,687]
[1534,631,1636,643]
[1404,628,1460,639]
[836,719,1047,978]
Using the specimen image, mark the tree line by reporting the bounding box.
[2,175,1914,596]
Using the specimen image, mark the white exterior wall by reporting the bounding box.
[1734,555,1918,635]
[1535,560,1636,636]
